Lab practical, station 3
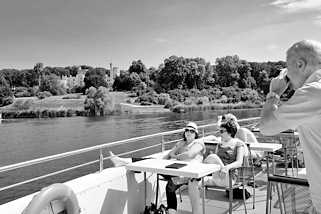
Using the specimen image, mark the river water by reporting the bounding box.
[0,109,261,204]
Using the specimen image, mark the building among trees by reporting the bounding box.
[58,64,119,90]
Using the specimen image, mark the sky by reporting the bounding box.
[1,0,321,70]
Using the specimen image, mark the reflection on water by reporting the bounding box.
[0,109,261,204]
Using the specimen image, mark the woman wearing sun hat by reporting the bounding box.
[165,122,204,162]
[163,121,205,214]
[109,121,205,214]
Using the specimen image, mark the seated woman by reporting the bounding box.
[204,120,248,187]
[109,122,205,214]
[220,113,263,165]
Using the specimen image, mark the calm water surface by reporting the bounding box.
[0,109,261,204]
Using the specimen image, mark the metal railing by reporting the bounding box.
[0,117,260,193]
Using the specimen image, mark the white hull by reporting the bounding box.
[0,152,169,214]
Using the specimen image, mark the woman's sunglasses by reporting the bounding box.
[219,129,227,134]
[185,129,196,134]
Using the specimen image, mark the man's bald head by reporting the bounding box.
[287,40,321,67]
[286,40,321,89]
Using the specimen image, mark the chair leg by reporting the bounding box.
[229,171,233,214]
[253,178,256,209]
[242,179,248,214]
[276,183,284,214]
[251,161,256,209]
[249,144,256,210]
[266,180,271,214]
[269,186,272,214]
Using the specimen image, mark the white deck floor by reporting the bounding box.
[159,168,307,214]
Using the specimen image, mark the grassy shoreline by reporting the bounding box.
[0,93,263,119]
[171,102,263,113]
[0,92,128,119]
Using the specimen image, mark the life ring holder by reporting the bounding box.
[23,183,81,214]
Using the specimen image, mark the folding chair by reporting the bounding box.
[204,142,256,214]
[267,175,315,214]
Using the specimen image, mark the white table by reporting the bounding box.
[252,129,300,176]
[204,140,282,152]
[125,158,220,214]
[250,143,282,152]
[250,143,282,174]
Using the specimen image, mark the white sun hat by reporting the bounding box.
[185,122,198,134]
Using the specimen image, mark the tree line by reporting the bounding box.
[0,55,288,108]
[113,55,288,106]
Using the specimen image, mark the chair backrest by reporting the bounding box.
[241,142,250,167]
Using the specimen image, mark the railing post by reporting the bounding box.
[99,149,104,172]
[161,136,165,152]
[202,128,205,138]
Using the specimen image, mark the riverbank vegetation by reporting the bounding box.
[0,54,294,117]
[0,92,128,118]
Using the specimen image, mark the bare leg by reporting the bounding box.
[203,154,227,186]
[204,154,224,166]
[188,179,201,214]
[167,208,176,214]
[108,151,132,167]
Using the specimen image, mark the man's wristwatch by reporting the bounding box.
[266,92,280,111]
[266,92,280,100]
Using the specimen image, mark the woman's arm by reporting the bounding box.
[176,141,204,161]
[223,145,245,171]
[164,141,183,159]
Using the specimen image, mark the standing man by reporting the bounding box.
[260,40,321,213]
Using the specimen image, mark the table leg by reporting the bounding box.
[284,147,288,176]
[266,152,270,176]
[272,153,275,175]
[265,152,273,214]
[155,174,159,208]
[144,172,147,207]
[202,178,205,214]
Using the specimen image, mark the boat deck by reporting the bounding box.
[159,168,305,214]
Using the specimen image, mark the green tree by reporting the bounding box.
[185,61,202,89]
[129,72,142,88]
[215,55,241,87]
[148,67,158,82]
[237,60,256,89]
[128,60,151,86]
[51,67,70,78]
[240,88,261,102]
[203,62,216,88]
[129,60,147,74]
[84,68,108,91]
[0,75,13,107]
[40,74,66,95]
[113,70,143,91]
[147,67,159,89]
[157,56,187,91]
[67,66,80,76]
[84,86,114,116]
[257,70,270,95]
[22,69,38,87]
[34,62,44,87]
